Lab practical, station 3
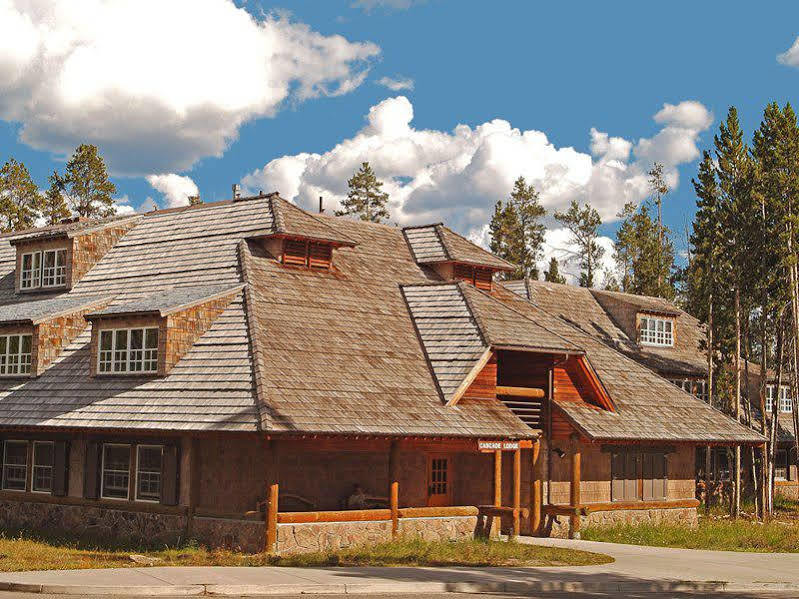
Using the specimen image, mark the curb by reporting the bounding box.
[0,579,798,596]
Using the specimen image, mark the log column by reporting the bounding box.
[531,440,541,535]
[569,434,581,539]
[512,447,521,537]
[494,450,502,507]
[389,441,400,537]
[704,445,712,514]
[265,440,280,553]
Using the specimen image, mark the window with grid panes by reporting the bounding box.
[98,328,158,374]
[766,385,792,413]
[32,441,53,492]
[101,444,130,499]
[639,315,674,346]
[2,440,27,491]
[136,445,162,502]
[0,334,32,376]
[20,249,67,290]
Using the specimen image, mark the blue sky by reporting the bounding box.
[2,0,799,281]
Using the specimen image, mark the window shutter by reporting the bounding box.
[624,453,638,501]
[84,441,100,499]
[283,240,308,266]
[611,453,624,501]
[642,453,653,500]
[52,440,69,497]
[308,243,332,270]
[474,268,493,291]
[160,444,179,506]
[654,454,667,500]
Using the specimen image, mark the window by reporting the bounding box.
[611,449,668,502]
[101,444,131,500]
[667,378,708,402]
[639,315,674,347]
[0,334,32,376]
[20,249,67,290]
[2,440,27,491]
[282,239,333,270]
[97,328,158,374]
[32,441,53,493]
[776,449,789,481]
[136,445,162,502]
[766,385,792,413]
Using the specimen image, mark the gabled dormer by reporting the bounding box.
[248,195,357,271]
[590,289,681,350]
[84,284,242,377]
[10,216,140,294]
[402,224,514,291]
[0,295,111,377]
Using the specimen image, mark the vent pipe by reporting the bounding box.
[319,196,324,214]
[232,184,241,200]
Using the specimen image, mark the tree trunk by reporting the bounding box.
[733,288,741,519]
[770,324,785,517]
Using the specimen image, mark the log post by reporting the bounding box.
[705,445,712,514]
[512,447,521,537]
[389,441,399,538]
[531,440,541,536]
[569,434,581,539]
[493,450,502,507]
[266,482,279,553]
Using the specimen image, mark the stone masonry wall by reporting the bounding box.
[191,517,265,553]
[544,506,698,538]
[34,302,110,375]
[71,222,139,286]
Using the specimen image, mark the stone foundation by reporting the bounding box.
[276,515,479,555]
[191,517,264,553]
[544,506,698,538]
[776,482,799,501]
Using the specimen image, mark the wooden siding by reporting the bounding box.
[461,354,496,401]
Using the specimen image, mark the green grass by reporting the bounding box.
[0,531,612,571]
[583,519,799,553]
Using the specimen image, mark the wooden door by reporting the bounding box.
[427,454,453,507]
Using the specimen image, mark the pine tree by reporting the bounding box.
[648,162,669,291]
[544,256,566,284]
[336,162,390,223]
[509,176,546,279]
[56,145,117,218]
[554,200,604,288]
[42,171,70,225]
[0,159,43,231]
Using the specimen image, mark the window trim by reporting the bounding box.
[97,327,159,375]
[0,333,33,378]
[135,444,163,503]
[20,248,68,291]
[1,440,28,492]
[31,440,54,494]
[100,443,131,501]
[639,315,674,347]
[766,384,792,414]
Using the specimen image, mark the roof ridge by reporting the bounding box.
[401,222,444,231]
[455,281,489,348]
[432,224,453,261]
[271,196,358,245]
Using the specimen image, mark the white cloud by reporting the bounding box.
[778,37,799,67]
[146,174,200,208]
[243,96,712,242]
[376,76,415,91]
[0,0,380,175]
[538,228,616,287]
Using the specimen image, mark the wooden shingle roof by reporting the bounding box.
[403,224,514,270]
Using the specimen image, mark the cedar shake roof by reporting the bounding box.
[86,284,244,318]
[403,224,514,270]
[265,196,357,246]
[0,295,110,325]
[6,215,141,244]
[500,281,762,443]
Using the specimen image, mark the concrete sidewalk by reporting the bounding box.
[2,538,799,595]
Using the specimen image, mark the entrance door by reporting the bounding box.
[427,454,453,506]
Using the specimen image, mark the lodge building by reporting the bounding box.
[0,193,762,553]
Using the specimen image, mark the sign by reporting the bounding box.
[477,439,536,452]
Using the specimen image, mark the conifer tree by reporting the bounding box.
[0,158,43,231]
[554,200,604,288]
[509,176,545,279]
[544,256,566,284]
[56,144,117,218]
[42,171,70,225]
[336,162,390,223]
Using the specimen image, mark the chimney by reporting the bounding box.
[232,184,241,200]
[319,196,324,214]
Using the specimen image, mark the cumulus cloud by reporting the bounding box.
[778,37,799,67]
[242,96,712,242]
[146,174,200,208]
[376,76,415,91]
[0,0,380,175]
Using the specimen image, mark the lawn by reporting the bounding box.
[0,532,612,571]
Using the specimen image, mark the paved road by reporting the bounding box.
[2,594,799,599]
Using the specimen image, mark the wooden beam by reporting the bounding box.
[576,356,615,412]
[704,445,711,515]
[496,385,545,399]
[513,447,521,537]
[494,450,502,508]
[531,440,541,536]
[265,482,278,552]
[569,434,581,539]
[389,441,399,538]
[447,348,494,406]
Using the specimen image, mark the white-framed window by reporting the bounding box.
[1,440,27,491]
[97,328,158,374]
[20,249,67,290]
[667,378,708,402]
[639,315,674,347]
[101,443,131,500]
[0,334,32,376]
[32,441,53,493]
[135,445,162,502]
[766,385,792,413]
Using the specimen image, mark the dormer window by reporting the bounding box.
[454,264,494,291]
[20,249,67,291]
[0,334,33,376]
[639,315,674,347]
[98,327,159,374]
[282,239,333,270]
